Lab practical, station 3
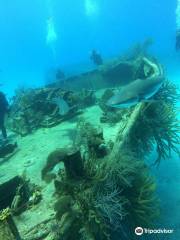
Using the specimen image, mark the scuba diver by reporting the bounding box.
[90,49,103,65]
[0,91,9,139]
[176,30,180,51]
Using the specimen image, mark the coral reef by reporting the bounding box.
[49,153,158,240]
[99,89,127,124]
[41,78,179,239]
[42,120,159,240]
[95,153,159,230]
[120,81,180,165]
[7,87,95,136]
[4,47,178,239]
[78,89,96,107]
[0,174,42,216]
[0,207,21,240]
[0,208,11,221]
[127,172,159,227]
[42,147,85,183]
[75,119,109,159]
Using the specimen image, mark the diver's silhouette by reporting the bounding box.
[0,91,9,139]
[90,50,103,65]
[176,30,180,51]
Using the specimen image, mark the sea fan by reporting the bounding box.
[94,185,127,230]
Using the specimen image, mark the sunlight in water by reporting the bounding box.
[176,0,180,28]
[46,0,57,60]
[85,0,99,17]
[46,17,57,46]
[46,17,57,58]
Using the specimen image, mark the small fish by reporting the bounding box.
[51,97,70,116]
[106,75,164,108]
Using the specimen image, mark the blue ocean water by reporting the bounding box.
[0,0,179,94]
[0,0,179,239]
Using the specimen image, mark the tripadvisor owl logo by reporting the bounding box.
[135,227,144,235]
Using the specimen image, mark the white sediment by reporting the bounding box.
[0,104,120,235]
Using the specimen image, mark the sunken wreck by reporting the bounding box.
[0,44,179,240]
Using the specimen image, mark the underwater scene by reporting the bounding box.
[0,0,180,239]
